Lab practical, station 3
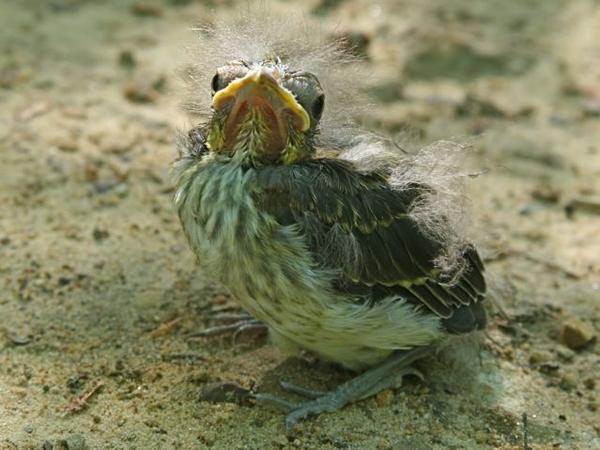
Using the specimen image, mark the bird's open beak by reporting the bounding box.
[212,68,310,157]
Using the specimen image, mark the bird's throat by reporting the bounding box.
[225,106,285,163]
[206,104,312,165]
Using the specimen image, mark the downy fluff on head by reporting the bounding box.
[181,3,373,150]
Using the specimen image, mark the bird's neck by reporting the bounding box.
[228,117,315,166]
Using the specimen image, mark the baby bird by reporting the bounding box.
[173,11,486,430]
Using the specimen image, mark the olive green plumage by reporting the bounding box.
[253,157,487,329]
[177,130,487,342]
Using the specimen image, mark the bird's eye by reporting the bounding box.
[312,94,325,121]
[211,73,220,92]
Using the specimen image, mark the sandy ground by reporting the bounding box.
[1,1,599,449]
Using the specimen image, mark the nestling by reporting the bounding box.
[173,11,486,430]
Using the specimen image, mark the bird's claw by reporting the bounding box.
[255,390,346,432]
[187,312,267,344]
[279,380,326,399]
[254,348,432,431]
[231,320,267,345]
[393,367,424,385]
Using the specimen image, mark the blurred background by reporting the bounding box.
[0,1,598,448]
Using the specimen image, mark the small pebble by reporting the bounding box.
[118,50,136,70]
[107,160,130,181]
[561,318,595,350]
[83,160,100,182]
[199,382,253,406]
[92,228,109,242]
[97,132,137,154]
[531,185,560,203]
[114,183,130,198]
[131,2,163,17]
[48,130,79,152]
[529,350,552,365]
[555,346,575,362]
[271,435,288,448]
[6,331,30,345]
[560,372,578,391]
[581,98,600,117]
[56,434,87,450]
[123,76,166,103]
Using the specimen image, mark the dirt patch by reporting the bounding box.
[1,1,598,449]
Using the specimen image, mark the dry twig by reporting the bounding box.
[63,381,104,416]
[149,317,181,338]
[522,412,530,450]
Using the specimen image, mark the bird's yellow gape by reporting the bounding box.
[212,68,310,157]
[213,68,310,131]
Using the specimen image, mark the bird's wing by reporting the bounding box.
[253,158,486,328]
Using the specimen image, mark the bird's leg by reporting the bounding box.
[187,311,267,344]
[278,367,423,399]
[278,381,326,399]
[255,346,432,431]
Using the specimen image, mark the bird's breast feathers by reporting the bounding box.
[174,154,442,370]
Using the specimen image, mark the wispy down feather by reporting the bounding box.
[182,2,371,149]
[341,136,479,282]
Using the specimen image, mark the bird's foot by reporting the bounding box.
[188,312,267,344]
[255,347,431,431]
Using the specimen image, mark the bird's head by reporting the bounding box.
[206,59,324,165]
[181,5,370,165]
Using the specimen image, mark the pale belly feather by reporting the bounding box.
[174,155,442,370]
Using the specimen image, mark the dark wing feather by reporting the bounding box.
[253,159,486,333]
